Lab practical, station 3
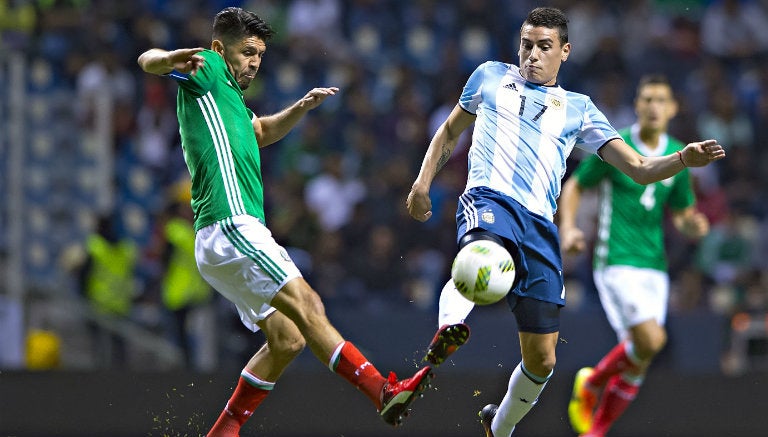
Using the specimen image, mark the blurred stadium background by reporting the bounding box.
[1,0,767,436]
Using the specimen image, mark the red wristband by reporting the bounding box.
[677,150,687,167]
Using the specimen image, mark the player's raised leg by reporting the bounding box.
[424,280,473,365]
[272,277,433,426]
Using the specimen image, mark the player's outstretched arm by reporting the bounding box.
[137,48,206,76]
[407,105,475,222]
[254,87,339,148]
[599,138,725,185]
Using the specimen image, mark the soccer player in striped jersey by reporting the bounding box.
[406,7,724,437]
[138,7,432,436]
[559,75,710,437]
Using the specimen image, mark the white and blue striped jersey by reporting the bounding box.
[459,61,621,221]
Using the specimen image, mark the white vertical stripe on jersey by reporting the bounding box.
[525,88,568,217]
[201,93,247,215]
[487,80,521,194]
[594,179,613,269]
[198,92,246,216]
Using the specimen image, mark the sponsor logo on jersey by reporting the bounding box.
[503,83,518,91]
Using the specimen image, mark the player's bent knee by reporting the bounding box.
[523,354,556,377]
[638,336,666,359]
[633,326,667,359]
[539,357,556,375]
[274,335,306,359]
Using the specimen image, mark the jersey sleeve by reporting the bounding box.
[572,153,611,188]
[459,62,489,114]
[170,50,220,97]
[575,98,621,155]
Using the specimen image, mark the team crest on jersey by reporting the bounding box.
[545,95,563,110]
[481,211,495,224]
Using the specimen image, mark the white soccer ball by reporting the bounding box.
[451,240,516,305]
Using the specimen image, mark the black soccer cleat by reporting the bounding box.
[423,323,470,366]
[479,403,498,437]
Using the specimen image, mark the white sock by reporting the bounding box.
[438,279,475,327]
[492,362,551,437]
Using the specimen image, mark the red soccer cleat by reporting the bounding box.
[379,366,433,426]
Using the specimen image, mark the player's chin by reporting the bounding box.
[523,72,547,85]
[238,77,254,90]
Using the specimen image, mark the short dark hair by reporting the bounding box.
[523,7,569,46]
[213,7,274,43]
[635,74,675,98]
[637,74,672,90]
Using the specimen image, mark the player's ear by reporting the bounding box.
[669,98,679,118]
[211,39,224,56]
[561,42,571,62]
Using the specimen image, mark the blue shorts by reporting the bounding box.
[456,187,565,308]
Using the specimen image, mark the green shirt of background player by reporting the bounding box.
[559,75,711,437]
[138,7,432,436]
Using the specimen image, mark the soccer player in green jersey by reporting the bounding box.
[559,75,711,437]
[138,7,432,436]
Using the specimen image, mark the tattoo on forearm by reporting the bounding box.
[435,145,452,175]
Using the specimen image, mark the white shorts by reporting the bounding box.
[195,215,302,332]
[593,265,668,341]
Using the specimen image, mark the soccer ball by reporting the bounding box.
[451,240,516,305]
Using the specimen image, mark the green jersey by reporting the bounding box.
[572,125,695,271]
[173,50,265,230]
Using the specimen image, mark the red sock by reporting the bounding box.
[587,342,639,388]
[329,341,387,409]
[589,375,640,436]
[207,370,273,437]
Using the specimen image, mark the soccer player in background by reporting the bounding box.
[559,74,710,437]
[406,7,725,437]
[137,7,432,436]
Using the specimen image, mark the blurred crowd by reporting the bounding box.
[1,0,767,372]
